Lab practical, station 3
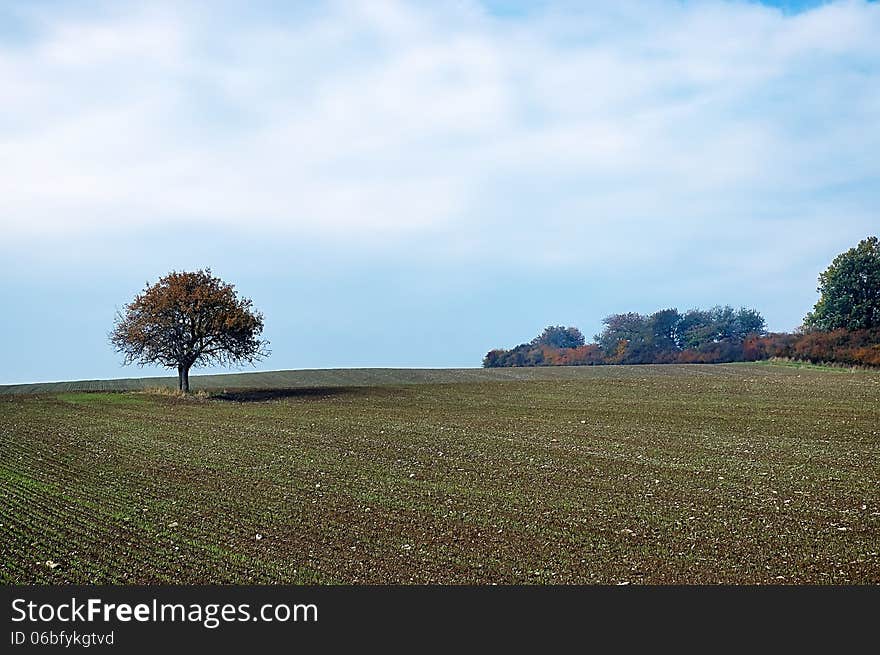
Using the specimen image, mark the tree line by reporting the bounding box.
[483,306,772,367]
[484,236,880,369]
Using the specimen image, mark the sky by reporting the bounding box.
[0,0,878,384]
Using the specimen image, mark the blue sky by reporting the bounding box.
[1,0,878,383]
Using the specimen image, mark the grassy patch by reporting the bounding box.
[743,359,872,373]
[56,392,149,405]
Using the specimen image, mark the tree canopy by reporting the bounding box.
[531,325,586,349]
[110,269,269,392]
[804,236,880,331]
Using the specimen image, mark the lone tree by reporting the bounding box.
[804,236,880,331]
[110,269,269,392]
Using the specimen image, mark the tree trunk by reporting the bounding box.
[181,365,190,393]
[177,365,184,391]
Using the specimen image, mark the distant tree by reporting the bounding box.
[804,236,880,331]
[596,313,650,359]
[483,349,506,368]
[732,307,767,339]
[110,269,269,392]
[648,308,682,355]
[531,325,586,349]
[710,305,738,341]
[676,308,713,350]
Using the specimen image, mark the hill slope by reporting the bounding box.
[0,364,746,394]
[2,362,878,583]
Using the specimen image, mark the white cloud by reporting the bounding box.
[0,0,877,264]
